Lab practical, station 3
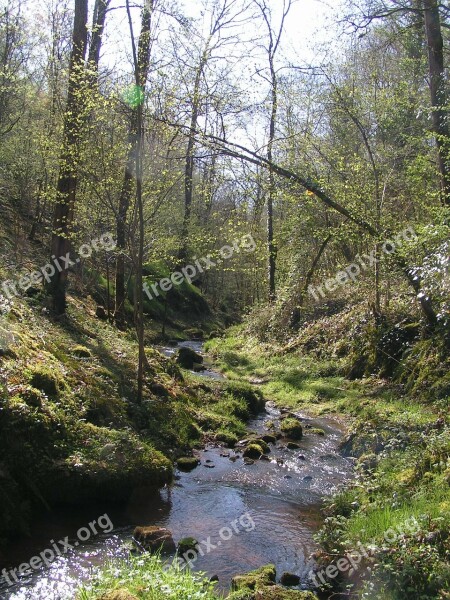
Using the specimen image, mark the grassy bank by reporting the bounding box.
[205,327,450,599]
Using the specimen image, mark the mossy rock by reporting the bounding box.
[215,431,238,448]
[72,345,92,358]
[176,347,203,369]
[286,442,301,450]
[243,443,264,459]
[226,591,255,600]
[98,589,139,600]
[28,365,63,398]
[184,328,204,340]
[176,456,200,472]
[251,438,270,453]
[231,564,276,591]
[20,386,44,408]
[261,434,277,444]
[177,536,199,554]
[225,381,265,414]
[133,526,176,553]
[307,428,325,436]
[280,418,303,440]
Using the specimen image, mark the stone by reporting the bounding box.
[96,306,108,320]
[192,362,206,372]
[177,537,199,554]
[261,434,277,444]
[243,443,264,459]
[231,564,277,591]
[176,347,203,369]
[287,442,301,450]
[176,457,200,472]
[280,418,303,440]
[280,573,301,586]
[133,526,176,553]
[307,428,325,436]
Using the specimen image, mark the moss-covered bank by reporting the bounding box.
[0,297,263,551]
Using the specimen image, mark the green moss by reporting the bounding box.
[251,438,270,453]
[177,537,199,554]
[215,430,238,447]
[307,428,325,436]
[27,365,63,398]
[231,564,276,591]
[243,443,264,459]
[280,418,303,440]
[224,381,265,414]
[176,457,200,471]
[72,345,92,358]
[242,588,318,600]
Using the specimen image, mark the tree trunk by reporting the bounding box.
[424,0,450,206]
[49,0,88,314]
[267,63,277,302]
[88,0,110,75]
[290,234,332,329]
[115,0,153,325]
[179,52,208,265]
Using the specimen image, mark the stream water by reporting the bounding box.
[0,342,353,599]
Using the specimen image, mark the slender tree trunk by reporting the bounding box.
[49,0,88,314]
[179,52,208,265]
[135,100,145,401]
[115,112,138,324]
[424,0,450,206]
[290,234,332,329]
[267,63,277,302]
[115,0,153,325]
[88,0,110,75]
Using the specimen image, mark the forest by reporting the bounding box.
[0,0,448,599]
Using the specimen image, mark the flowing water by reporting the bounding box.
[0,342,353,599]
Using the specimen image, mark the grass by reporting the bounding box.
[77,553,219,600]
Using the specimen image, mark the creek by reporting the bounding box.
[0,342,353,599]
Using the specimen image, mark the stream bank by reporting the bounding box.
[0,341,353,600]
